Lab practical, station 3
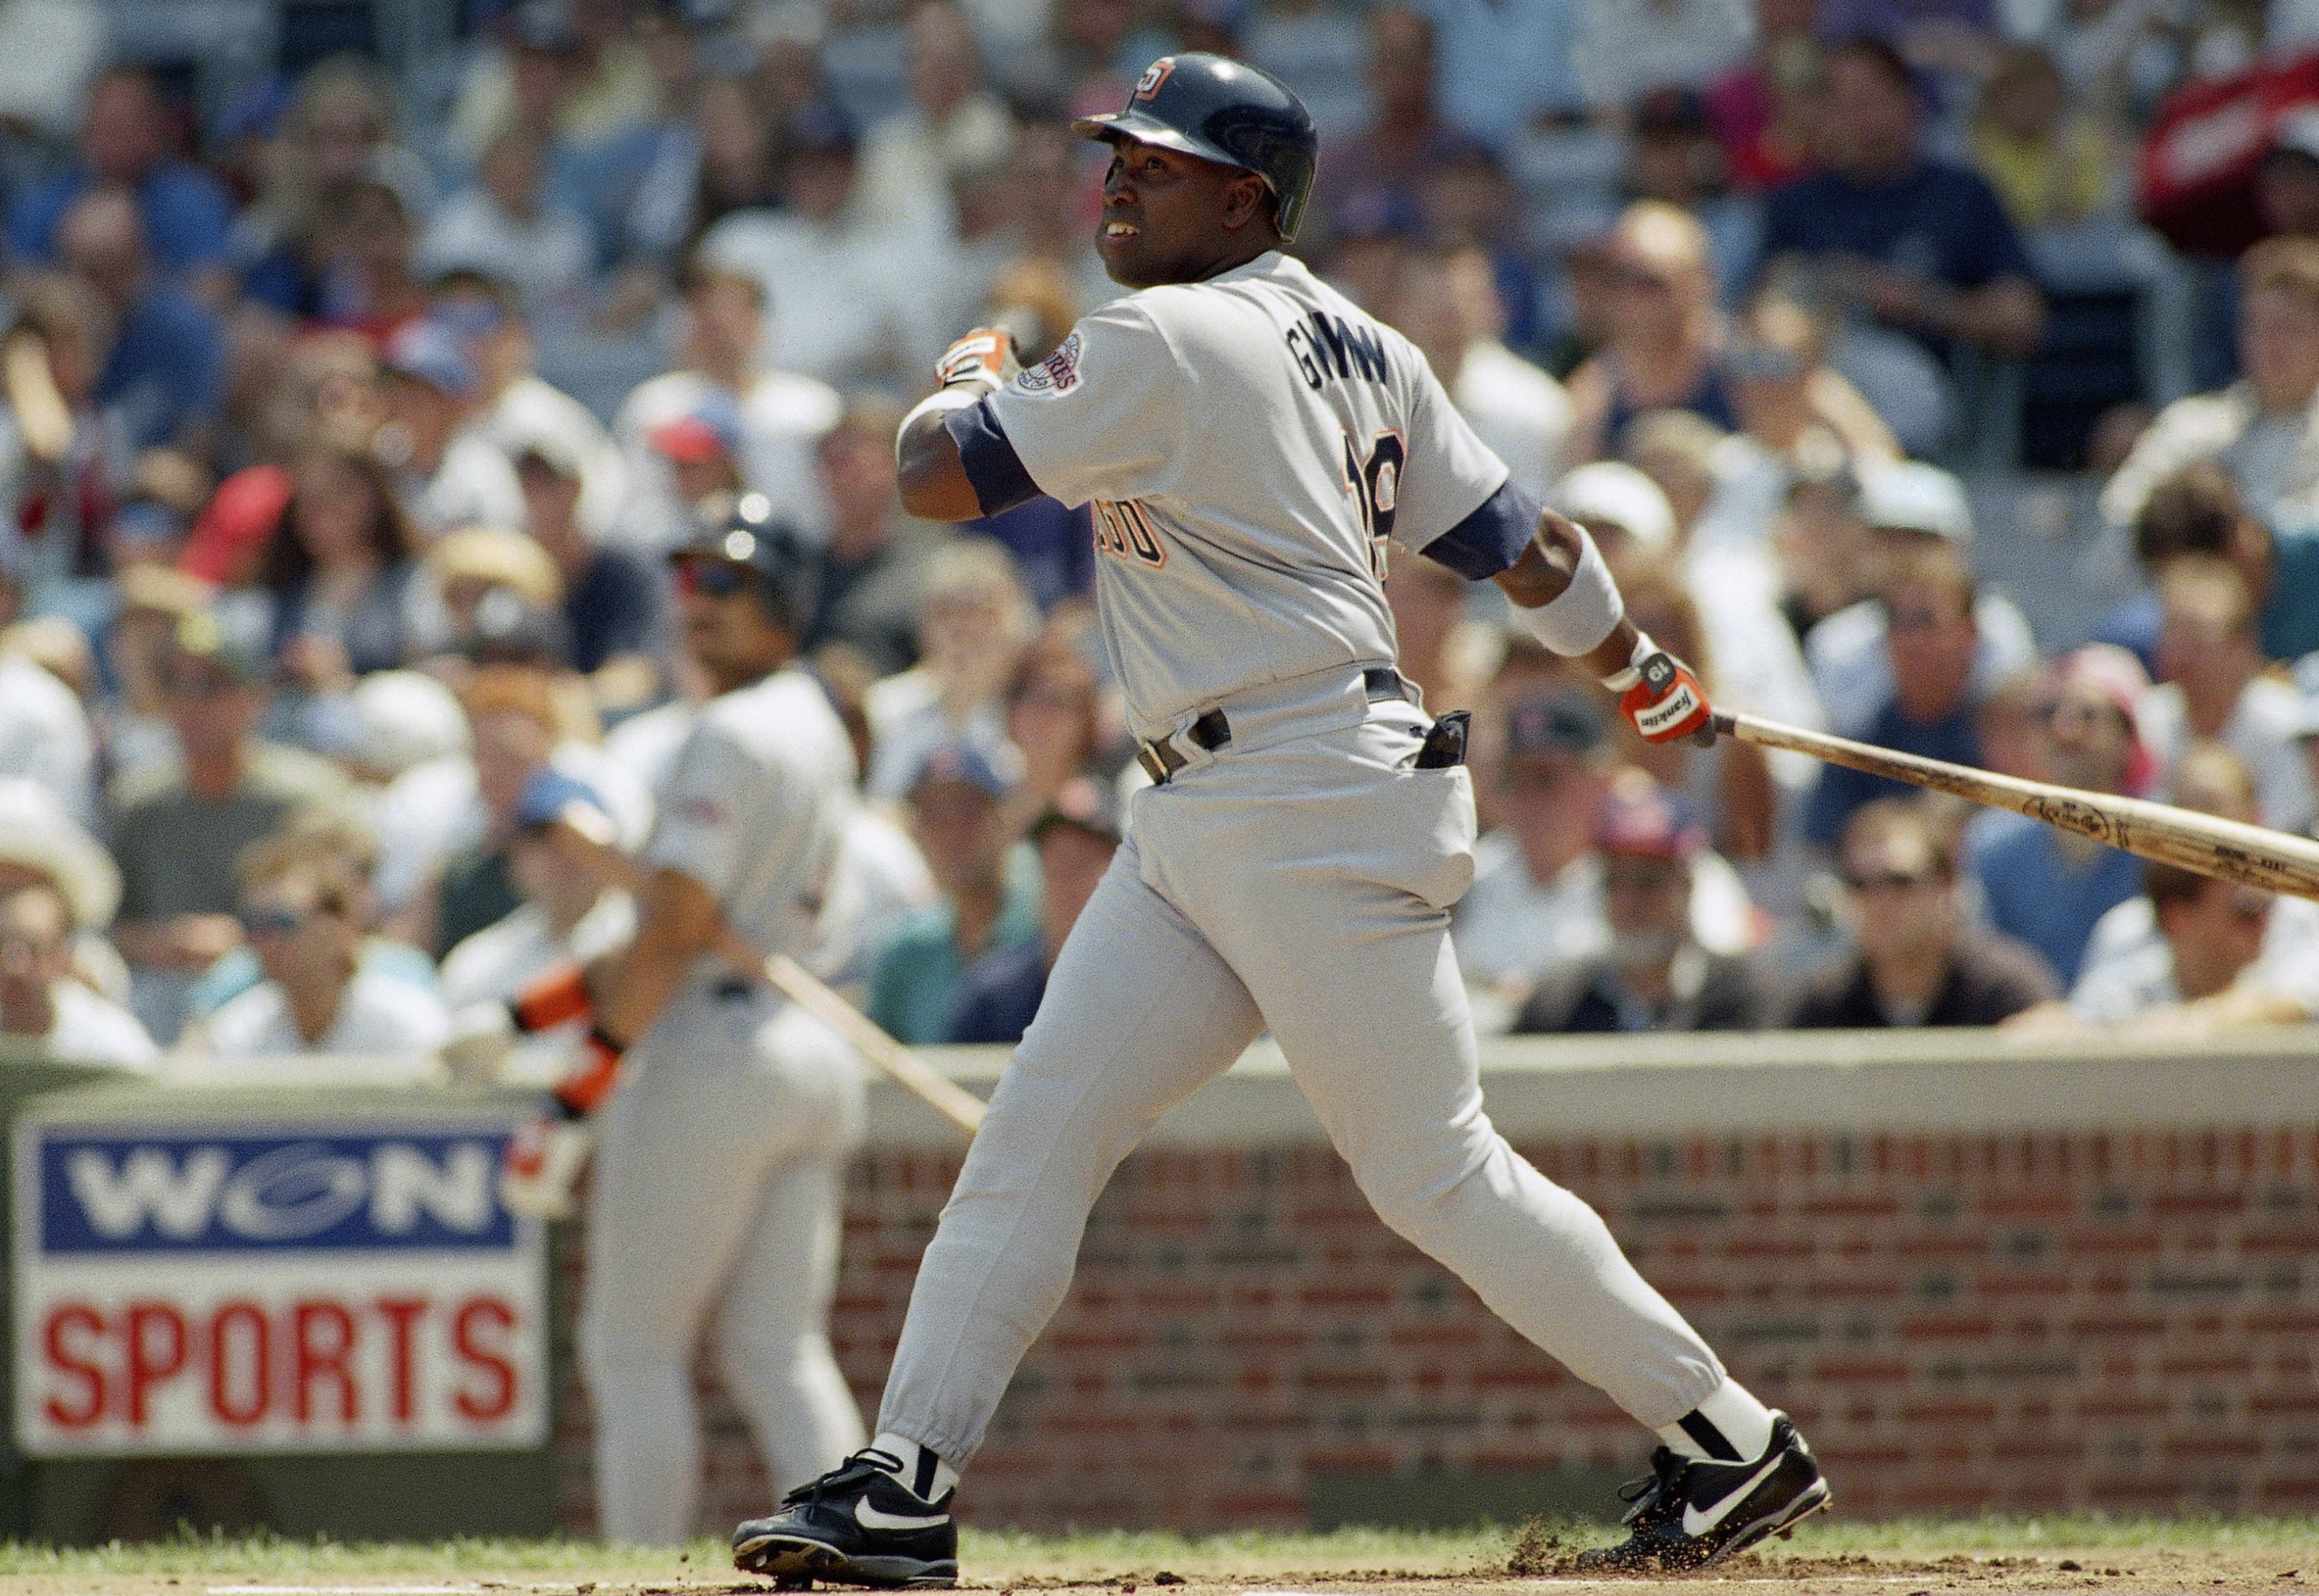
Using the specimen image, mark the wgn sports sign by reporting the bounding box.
[13,1108,546,1455]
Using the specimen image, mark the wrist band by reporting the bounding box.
[1508,525,1624,657]
[1600,630,1656,693]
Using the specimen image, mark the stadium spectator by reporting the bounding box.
[514,434,663,697]
[263,440,424,686]
[611,261,840,552]
[1966,646,2152,988]
[1392,241,1571,503]
[0,609,96,824]
[9,65,235,301]
[864,538,1035,801]
[698,104,932,391]
[1788,798,2056,1028]
[1313,5,1469,224]
[420,129,597,325]
[1760,37,2045,361]
[234,55,435,319]
[192,810,448,1057]
[1511,773,1778,1034]
[1702,0,1820,193]
[2100,237,2319,530]
[868,740,1039,1045]
[2141,558,2315,833]
[1804,541,1984,847]
[999,632,1108,840]
[808,401,942,679]
[949,775,1122,1043]
[1411,0,1585,145]
[2102,464,2319,674]
[58,184,226,454]
[309,176,431,347]
[1971,44,2117,230]
[108,607,347,1042]
[2060,743,2319,1030]
[437,769,636,1057]
[1566,203,1737,464]
[0,777,150,1065]
[377,317,527,538]
[1453,686,1755,1001]
[0,879,153,1068]
[857,1,1020,246]
[1804,461,2039,736]
[1569,0,1754,119]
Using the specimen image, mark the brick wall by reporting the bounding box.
[551,1035,2319,1535]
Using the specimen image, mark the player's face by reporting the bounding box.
[675,556,794,688]
[1096,138,1268,288]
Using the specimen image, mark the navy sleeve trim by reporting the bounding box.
[1418,480,1537,581]
[944,399,1041,517]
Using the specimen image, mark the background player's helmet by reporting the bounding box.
[1072,54,1319,243]
[672,490,820,632]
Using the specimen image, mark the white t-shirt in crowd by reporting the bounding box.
[0,650,95,825]
[1451,340,1572,506]
[19,981,159,1071]
[2069,892,2319,1023]
[2138,677,2318,836]
[1451,835,1758,990]
[199,970,452,1058]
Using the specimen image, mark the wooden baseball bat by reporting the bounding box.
[749,945,988,1137]
[1713,711,2319,903]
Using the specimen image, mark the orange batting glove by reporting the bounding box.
[934,328,1017,394]
[1609,638,1715,745]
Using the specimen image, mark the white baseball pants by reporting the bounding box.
[878,699,1726,1467]
[582,993,868,1542]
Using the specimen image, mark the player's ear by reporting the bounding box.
[1220,171,1267,233]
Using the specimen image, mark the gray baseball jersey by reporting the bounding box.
[643,668,857,977]
[879,251,1739,1474]
[954,250,1527,737]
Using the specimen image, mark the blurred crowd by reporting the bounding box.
[3,0,2319,1079]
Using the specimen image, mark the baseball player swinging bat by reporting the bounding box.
[1714,711,2319,902]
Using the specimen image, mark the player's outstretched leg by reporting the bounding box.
[735,840,1266,1587]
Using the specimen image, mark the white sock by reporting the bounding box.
[1656,1379,1776,1463]
[868,1431,959,1502]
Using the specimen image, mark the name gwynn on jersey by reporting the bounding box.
[1283,309,1391,390]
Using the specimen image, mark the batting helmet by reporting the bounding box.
[670,491,820,632]
[1073,54,1319,243]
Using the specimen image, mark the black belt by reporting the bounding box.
[1136,666,1416,786]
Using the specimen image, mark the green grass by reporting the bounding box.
[0,1516,2310,1581]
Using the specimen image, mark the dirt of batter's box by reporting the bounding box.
[2,1548,2314,1596]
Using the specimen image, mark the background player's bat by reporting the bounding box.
[1712,711,2319,903]
[738,940,988,1138]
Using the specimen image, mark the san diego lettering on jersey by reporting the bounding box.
[1283,309,1392,390]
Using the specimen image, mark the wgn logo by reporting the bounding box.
[36,1128,519,1255]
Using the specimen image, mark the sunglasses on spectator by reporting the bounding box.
[165,669,242,698]
[239,894,350,937]
[1844,868,1941,893]
[672,558,751,599]
[2036,699,2123,731]
[2227,890,2271,923]
[1603,860,1685,892]
[1883,603,1956,632]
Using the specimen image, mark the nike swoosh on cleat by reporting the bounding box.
[855,1499,953,1532]
[1682,1452,1790,1537]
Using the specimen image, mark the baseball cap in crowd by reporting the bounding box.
[647,392,745,465]
[181,463,293,584]
[170,606,271,687]
[1031,775,1123,847]
[1858,461,1973,542]
[514,767,618,847]
[349,670,472,780]
[0,779,120,929]
[2042,643,2158,795]
[384,317,482,399]
[2285,692,2319,743]
[908,738,1018,800]
[1591,775,1705,860]
[1504,690,1608,761]
[1550,461,1675,551]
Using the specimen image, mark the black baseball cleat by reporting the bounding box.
[733,1449,959,1589]
[1575,1411,1831,1573]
